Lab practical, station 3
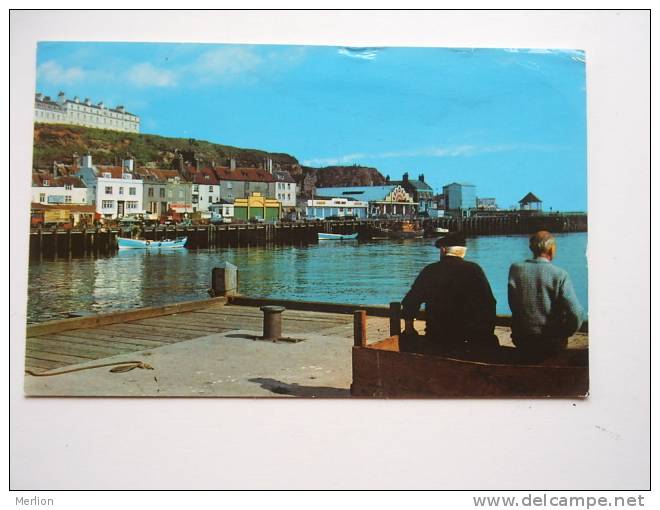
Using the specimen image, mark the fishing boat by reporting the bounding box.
[351,307,589,398]
[117,236,188,249]
[318,232,359,240]
[371,221,423,240]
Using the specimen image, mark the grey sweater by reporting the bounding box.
[507,258,584,339]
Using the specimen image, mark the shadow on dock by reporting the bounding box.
[248,377,350,398]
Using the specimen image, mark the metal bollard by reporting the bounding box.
[260,305,286,341]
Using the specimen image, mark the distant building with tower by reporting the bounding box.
[34,91,140,133]
[518,192,543,213]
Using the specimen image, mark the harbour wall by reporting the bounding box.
[28,213,587,258]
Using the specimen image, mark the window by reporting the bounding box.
[119,187,124,195]
[64,184,72,190]
[226,182,233,189]
[65,195,72,203]
[208,196,212,202]
[178,190,184,199]
[287,194,291,200]
[129,187,136,196]
[105,186,113,194]
[43,180,50,187]
[287,183,291,190]
[209,186,213,193]
[39,193,45,203]
[193,184,199,192]
[126,201,138,209]
[160,188,166,198]
[102,200,114,208]
[148,188,154,197]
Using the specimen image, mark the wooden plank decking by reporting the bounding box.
[24,301,386,373]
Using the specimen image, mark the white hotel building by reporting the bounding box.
[34,91,140,133]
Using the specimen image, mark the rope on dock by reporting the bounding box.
[25,361,154,377]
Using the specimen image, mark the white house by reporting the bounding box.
[32,173,88,205]
[273,170,297,209]
[75,155,144,219]
[190,168,222,212]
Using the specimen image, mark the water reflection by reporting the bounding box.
[26,233,588,323]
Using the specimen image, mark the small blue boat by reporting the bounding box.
[318,232,358,240]
[117,236,188,249]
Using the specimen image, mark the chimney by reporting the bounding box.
[116,105,125,113]
[84,98,91,106]
[52,161,58,178]
[74,96,80,103]
[122,158,134,172]
[178,153,184,173]
[98,101,105,109]
[57,91,66,105]
[230,158,236,171]
[80,154,93,168]
[35,93,43,101]
[403,172,409,183]
[268,157,273,174]
[419,174,425,183]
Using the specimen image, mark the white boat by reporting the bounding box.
[318,232,358,240]
[435,227,450,234]
[117,237,188,249]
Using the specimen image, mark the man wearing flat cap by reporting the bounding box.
[401,232,499,353]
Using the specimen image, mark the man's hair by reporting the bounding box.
[529,230,556,256]
[444,245,467,257]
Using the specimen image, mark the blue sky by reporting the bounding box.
[35,42,587,211]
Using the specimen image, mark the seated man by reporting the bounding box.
[508,231,584,361]
[401,233,499,354]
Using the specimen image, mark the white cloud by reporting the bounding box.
[195,47,262,77]
[302,143,553,167]
[128,63,177,88]
[37,60,85,85]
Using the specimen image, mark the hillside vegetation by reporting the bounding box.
[32,124,387,191]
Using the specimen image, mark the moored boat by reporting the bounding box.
[371,221,423,239]
[117,236,188,249]
[318,232,358,240]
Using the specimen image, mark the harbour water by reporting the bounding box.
[26,232,587,324]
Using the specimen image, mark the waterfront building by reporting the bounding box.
[34,91,140,133]
[74,155,144,219]
[518,192,543,213]
[213,166,276,202]
[30,202,97,227]
[32,173,88,205]
[392,173,434,214]
[305,197,368,219]
[166,176,194,216]
[272,170,298,210]
[188,168,222,212]
[314,185,417,217]
[443,182,477,216]
[209,200,235,220]
[233,192,281,221]
[134,168,170,217]
[477,197,499,211]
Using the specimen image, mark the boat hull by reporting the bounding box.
[318,232,358,240]
[117,237,188,249]
[351,336,588,398]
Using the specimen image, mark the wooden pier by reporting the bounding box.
[28,213,587,258]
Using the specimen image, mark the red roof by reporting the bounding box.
[95,166,125,179]
[188,168,220,185]
[32,173,87,188]
[213,166,275,183]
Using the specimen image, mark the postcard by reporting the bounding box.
[24,42,588,397]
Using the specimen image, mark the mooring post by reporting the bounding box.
[354,310,367,347]
[211,262,238,297]
[389,301,402,337]
[260,305,286,341]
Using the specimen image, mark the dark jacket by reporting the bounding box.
[401,256,497,346]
